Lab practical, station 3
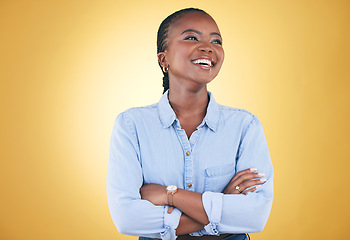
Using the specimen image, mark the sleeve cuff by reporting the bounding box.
[202,192,223,236]
[161,206,182,240]
[189,229,206,236]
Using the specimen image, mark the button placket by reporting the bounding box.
[173,124,193,192]
[184,147,193,191]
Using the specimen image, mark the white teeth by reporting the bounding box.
[192,59,213,67]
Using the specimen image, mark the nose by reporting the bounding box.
[198,43,213,53]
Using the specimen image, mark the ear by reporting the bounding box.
[157,51,168,68]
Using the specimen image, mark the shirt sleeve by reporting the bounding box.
[201,115,274,235]
[107,112,182,240]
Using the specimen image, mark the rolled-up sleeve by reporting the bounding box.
[201,115,274,234]
[107,112,182,239]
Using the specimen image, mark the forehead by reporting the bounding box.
[169,12,220,36]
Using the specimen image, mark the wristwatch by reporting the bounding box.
[166,185,178,213]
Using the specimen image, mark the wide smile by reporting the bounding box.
[191,57,215,70]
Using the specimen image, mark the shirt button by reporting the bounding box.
[186,151,191,156]
[187,183,192,188]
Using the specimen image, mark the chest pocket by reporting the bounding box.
[204,163,236,193]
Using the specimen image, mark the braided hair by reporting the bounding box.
[157,8,209,93]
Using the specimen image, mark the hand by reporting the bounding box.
[223,168,266,195]
[140,184,167,206]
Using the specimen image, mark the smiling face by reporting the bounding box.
[158,12,225,91]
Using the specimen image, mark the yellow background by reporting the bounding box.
[1,0,349,239]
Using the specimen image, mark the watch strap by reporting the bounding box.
[167,206,174,214]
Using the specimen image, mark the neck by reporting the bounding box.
[168,86,209,117]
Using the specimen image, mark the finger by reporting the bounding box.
[242,185,261,195]
[231,172,265,186]
[227,175,266,194]
[225,174,264,194]
[229,168,258,183]
[223,181,245,194]
[234,185,242,194]
[239,178,267,191]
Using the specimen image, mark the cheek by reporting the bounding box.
[215,49,225,69]
[219,48,225,62]
[176,45,192,57]
[169,48,190,67]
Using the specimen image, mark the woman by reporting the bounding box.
[107,8,273,240]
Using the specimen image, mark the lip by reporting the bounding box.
[191,56,216,70]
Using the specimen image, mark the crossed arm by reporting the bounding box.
[140,168,266,236]
[108,113,273,238]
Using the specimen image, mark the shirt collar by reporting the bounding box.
[157,90,220,132]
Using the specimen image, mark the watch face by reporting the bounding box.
[167,185,177,192]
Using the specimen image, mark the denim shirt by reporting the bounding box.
[107,91,274,240]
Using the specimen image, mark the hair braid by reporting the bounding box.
[156,8,209,93]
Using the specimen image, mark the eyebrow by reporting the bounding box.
[181,29,222,38]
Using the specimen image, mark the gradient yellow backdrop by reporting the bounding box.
[1,0,349,239]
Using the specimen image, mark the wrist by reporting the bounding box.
[166,185,178,213]
[163,186,168,205]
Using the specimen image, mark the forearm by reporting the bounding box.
[176,213,204,236]
[172,188,209,226]
[141,167,268,234]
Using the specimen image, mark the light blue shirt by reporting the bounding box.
[107,91,273,240]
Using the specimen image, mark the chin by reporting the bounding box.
[195,74,217,84]
[192,77,215,87]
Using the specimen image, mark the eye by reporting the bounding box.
[184,36,198,41]
[212,39,222,45]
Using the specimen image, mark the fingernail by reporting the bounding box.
[260,178,267,182]
[257,173,265,177]
[250,168,258,172]
[255,185,261,189]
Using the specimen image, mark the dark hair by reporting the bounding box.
[157,8,209,93]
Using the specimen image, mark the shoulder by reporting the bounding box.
[114,103,159,128]
[216,104,264,135]
[218,104,257,123]
[121,103,158,119]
